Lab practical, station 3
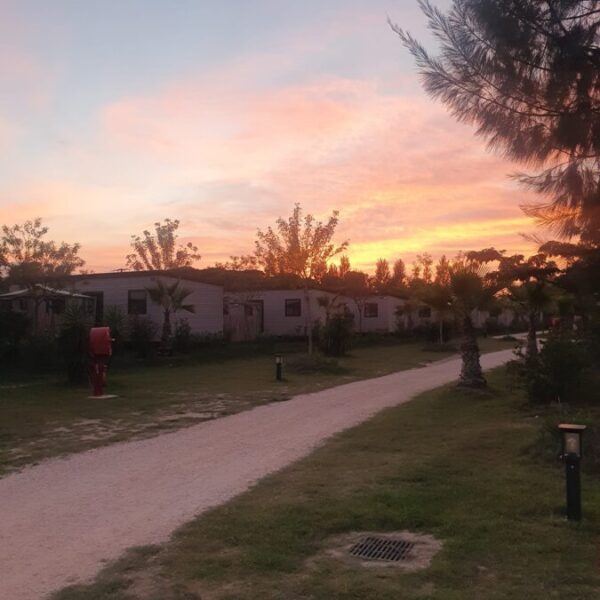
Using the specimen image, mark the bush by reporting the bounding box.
[315,313,354,357]
[58,304,92,384]
[0,310,29,365]
[19,332,59,372]
[173,318,192,353]
[129,316,158,359]
[102,305,126,352]
[518,333,598,404]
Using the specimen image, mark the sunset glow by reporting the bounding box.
[0,0,539,273]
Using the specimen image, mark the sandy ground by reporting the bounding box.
[0,350,513,600]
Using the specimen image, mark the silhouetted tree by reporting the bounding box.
[417,252,434,283]
[146,279,195,351]
[253,204,348,354]
[392,258,407,286]
[1,218,85,332]
[126,219,200,271]
[373,258,392,292]
[394,0,600,241]
[435,254,452,286]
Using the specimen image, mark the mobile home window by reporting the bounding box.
[128,290,147,315]
[364,302,379,318]
[418,307,432,319]
[285,299,302,317]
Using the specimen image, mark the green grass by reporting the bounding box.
[0,336,515,475]
[52,366,600,600]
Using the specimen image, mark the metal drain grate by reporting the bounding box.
[349,536,415,562]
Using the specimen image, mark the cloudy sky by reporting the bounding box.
[0,0,539,273]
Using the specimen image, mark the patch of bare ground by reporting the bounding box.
[0,391,289,477]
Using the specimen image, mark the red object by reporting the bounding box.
[90,327,112,357]
[89,327,112,397]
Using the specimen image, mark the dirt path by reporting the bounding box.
[0,350,513,600]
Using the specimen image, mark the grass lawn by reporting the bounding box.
[52,367,600,600]
[0,336,514,475]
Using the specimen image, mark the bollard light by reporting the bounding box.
[275,353,283,381]
[558,423,587,521]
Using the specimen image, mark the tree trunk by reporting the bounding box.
[439,317,444,345]
[304,285,313,355]
[526,311,538,361]
[458,315,486,388]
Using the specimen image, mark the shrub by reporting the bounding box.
[58,304,92,384]
[0,310,29,365]
[18,332,59,372]
[518,333,598,404]
[173,318,192,353]
[315,313,354,357]
[128,316,158,359]
[102,305,126,351]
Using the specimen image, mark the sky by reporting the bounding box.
[0,0,540,273]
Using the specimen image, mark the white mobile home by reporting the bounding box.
[69,270,224,337]
[225,288,348,339]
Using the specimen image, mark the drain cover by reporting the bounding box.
[349,536,415,562]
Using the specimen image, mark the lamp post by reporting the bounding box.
[558,423,586,521]
[275,353,283,381]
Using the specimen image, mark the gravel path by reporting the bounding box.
[0,350,513,600]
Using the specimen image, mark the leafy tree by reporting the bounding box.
[392,258,407,286]
[341,270,371,333]
[421,282,453,344]
[253,204,348,354]
[394,0,600,241]
[0,218,85,332]
[146,279,195,351]
[493,252,559,358]
[126,219,200,271]
[411,261,422,281]
[417,252,434,283]
[339,255,351,278]
[435,254,452,286]
[373,258,392,292]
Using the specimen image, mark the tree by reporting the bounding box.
[0,218,85,332]
[435,254,452,286]
[146,279,195,351]
[373,258,391,292]
[417,252,434,283]
[341,270,371,333]
[392,258,407,286]
[450,267,497,387]
[339,255,351,278]
[126,219,200,271]
[394,1,600,242]
[253,204,348,354]
[421,282,453,344]
[485,251,558,357]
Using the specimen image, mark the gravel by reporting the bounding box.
[0,350,513,600]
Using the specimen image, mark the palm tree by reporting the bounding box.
[508,281,555,361]
[146,279,195,351]
[450,269,496,388]
[421,283,452,345]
